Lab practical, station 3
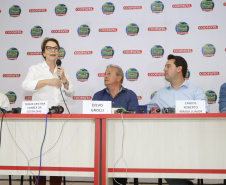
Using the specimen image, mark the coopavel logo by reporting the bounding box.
[126,68,139,81]
[51,29,69,33]
[151,1,164,13]
[201,0,214,11]
[31,26,43,38]
[75,7,94,11]
[224,2,226,6]
[199,71,219,76]
[73,96,92,100]
[5,30,23,34]
[148,27,167,31]
[7,48,19,60]
[151,45,164,58]
[76,69,89,82]
[123,50,142,54]
[126,23,139,36]
[9,5,21,17]
[77,24,90,37]
[99,28,117,32]
[198,25,218,30]
[74,51,93,55]
[27,52,42,55]
[173,49,193,53]
[55,4,67,16]
[176,22,189,35]
[98,73,105,77]
[29,9,47,13]
[172,4,192,8]
[205,90,217,104]
[123,6,142,10]
[102,2,115,15]
[202,44,216,57]
[25,96,32,100]
[137,96,142,100]
[6,91,17,104]
[101,46,114,59]
[148,73,165,77]
[3,74,20,78]
[58,47,66,59]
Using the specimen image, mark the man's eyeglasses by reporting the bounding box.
[46,46,59,52]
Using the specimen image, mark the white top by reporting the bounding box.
[22,61,75,111]
[0,93,11,112]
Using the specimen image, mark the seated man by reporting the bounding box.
[93,64,138,185]
[0,92,11,112]
[147,54,209,185]
[219,83,226,113]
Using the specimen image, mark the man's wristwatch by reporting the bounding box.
[63,80,68,85]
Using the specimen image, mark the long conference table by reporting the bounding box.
[0,113,226,185]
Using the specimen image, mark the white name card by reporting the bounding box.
[82,100,112,114]
[21,101,48,114]
[176,100,206,113]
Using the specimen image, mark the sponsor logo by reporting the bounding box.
[101,46,114,59]
[27,52,42,55]
[51,29,69,33]
[126,68,139,81]
[148,27,167,31]
[151,1,164,13]
[99,28,117,32]
[74,51,93,55]
[5,30,23,34]
[7,48,19,60]
[205,90,217,104]
[126,23,139,36]
[176,22,189,35]
[31,26,43,38]
[151,45,164,58]
[55,4,67,16]
[3,74,20,78]
[29,9,47,13]
[73,96,92,100]
[123,50,142,54]
[172,4,192,8]
[25,96,32,100]
[123,6,142,10]
[6,91,17,104]
[148,73,165,77]
[98,73,105,77]
[151,91,157,99]
[76,69,89,82]
[201,0,214,11]
[202,44,216,57]
[173,49,193,53]
[102,2,115,15]
[137,96,142,100]
[185,69,190,80]
[198,25,218,30]
[199,71,219,76]
[58,47,66,59]
[77,24,90,37]
[9,5,21,17]
[75,7,94,11]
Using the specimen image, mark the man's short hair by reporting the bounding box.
[167,54,188,78]
[106,64,124,84]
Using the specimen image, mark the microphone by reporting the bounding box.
[0,108,7,114]
[48,106,64,114]
[56,59,62,78]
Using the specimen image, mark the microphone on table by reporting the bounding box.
[48,106,64,114]
[56,59,62,78]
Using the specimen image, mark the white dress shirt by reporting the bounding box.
[22,61,75,111]
[0,93,11,112]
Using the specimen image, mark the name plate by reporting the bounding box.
[21,101,48,114]
[176,100,206,113]
[82,100,112,114]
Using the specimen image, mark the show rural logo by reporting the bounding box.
[7,48,19,60]
[176,22,189,35]
[30,26,43,38]
[151,45,164,58]
[126,23,139,36]
[202,44,215,57]
[58,47,66,59]
[77,24,90,37]
[205,90,217,104]
[102,2,115,14]
[6,91,17,104]
[101,46,114,59]
[76,69,89,82]
[55,4,67,16]
[126,68,139,81]
[151,1,164,13]
[9,5,21,17]
[201,0,214,11]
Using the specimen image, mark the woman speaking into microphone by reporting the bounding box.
[22,37,75,185]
